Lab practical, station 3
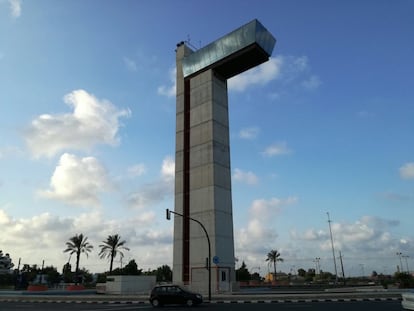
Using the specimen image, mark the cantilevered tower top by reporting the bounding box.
[182,19,276,79]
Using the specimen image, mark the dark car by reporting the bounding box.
[149,284,203,307]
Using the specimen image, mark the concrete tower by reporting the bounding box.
[173,19,276,293]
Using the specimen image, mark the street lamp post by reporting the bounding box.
[397,252,404,273]
[166,209,211,301]
[402,255,410,274]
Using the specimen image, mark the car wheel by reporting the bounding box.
[151,299,160,307]
[186,299,194,307]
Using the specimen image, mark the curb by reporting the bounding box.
[212,297,402,303]
[0,297,402,304]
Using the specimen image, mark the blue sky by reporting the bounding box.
[1,0,413,277]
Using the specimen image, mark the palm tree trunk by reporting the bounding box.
[274,261,277,281]
[76,252,80,285]
[109,254,114,273]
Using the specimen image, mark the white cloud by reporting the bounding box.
[158,54,320,97]
[235,196,298,266]
[25,89,130,158]
[239,127,259,140]
[302,75,322,90]
[123,57,137,72]
[250,196,298,221]
[0,146,22,159]
[161,156,175,180]
[0,203,410,276]
[127,163,147,178]
[0,209,10,225]
[268,92,280,101]
[262,142,292,157]
[236,219,277,253]
[267,55,322,92]
[127,156,174,209]
[233,168,258,185]
[399,162,414,180]
[302,229,327,241]
[157,67,176,97]
[381,191,411,202]
[357,110,375,118]
[38,153,113,207]
[292,56,308,71]
[228,57,282,92]
[8,0,21,18]
[292,216,403,256]
[0,209,172,272]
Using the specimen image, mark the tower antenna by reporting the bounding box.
[185,34,199,50]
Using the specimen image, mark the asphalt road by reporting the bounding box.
[0,300,404,311]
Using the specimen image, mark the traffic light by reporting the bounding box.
[166,209,171,220]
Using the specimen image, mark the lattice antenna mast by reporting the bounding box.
[327,212,339,283]
[185,34,199,50]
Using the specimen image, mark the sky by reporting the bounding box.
[0,0,413,278]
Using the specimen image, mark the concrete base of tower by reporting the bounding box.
[182,266,236,295]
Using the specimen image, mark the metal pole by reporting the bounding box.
[397,252,403,273]
[327,212,338,283]
[402,255,410,273]
[167,209,211,301]
[339,251,346,284]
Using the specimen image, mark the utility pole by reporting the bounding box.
[327,212,338,283]
[339,251,345,285]
[402,255,410,273]
[397,252,403,273]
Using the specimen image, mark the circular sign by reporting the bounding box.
[213,256,219,265]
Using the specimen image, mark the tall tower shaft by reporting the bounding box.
[173,20,276,293]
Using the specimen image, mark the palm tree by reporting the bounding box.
[266,249,284,281]
[63,233,93,283]
[99,234,130,273]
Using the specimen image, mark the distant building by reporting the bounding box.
[264,272,288,283]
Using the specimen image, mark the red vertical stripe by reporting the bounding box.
[183,78,191,283]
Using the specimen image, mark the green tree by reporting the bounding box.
[123,259,142,275]
[99,234,129,274]
[297,268,306,277]
[120,259,142,275]
[251,272,261,281]
[306,268,316,282]
[395,272,414,288]
[236,261,251,281]
[319,270,334,281]
[155,265,172,282]
[78,267,93,285]
[43,266,60,287]
[21,264,39,283]
[0,251,14,273]
[265,249,284,281]
[63,233,93,284]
